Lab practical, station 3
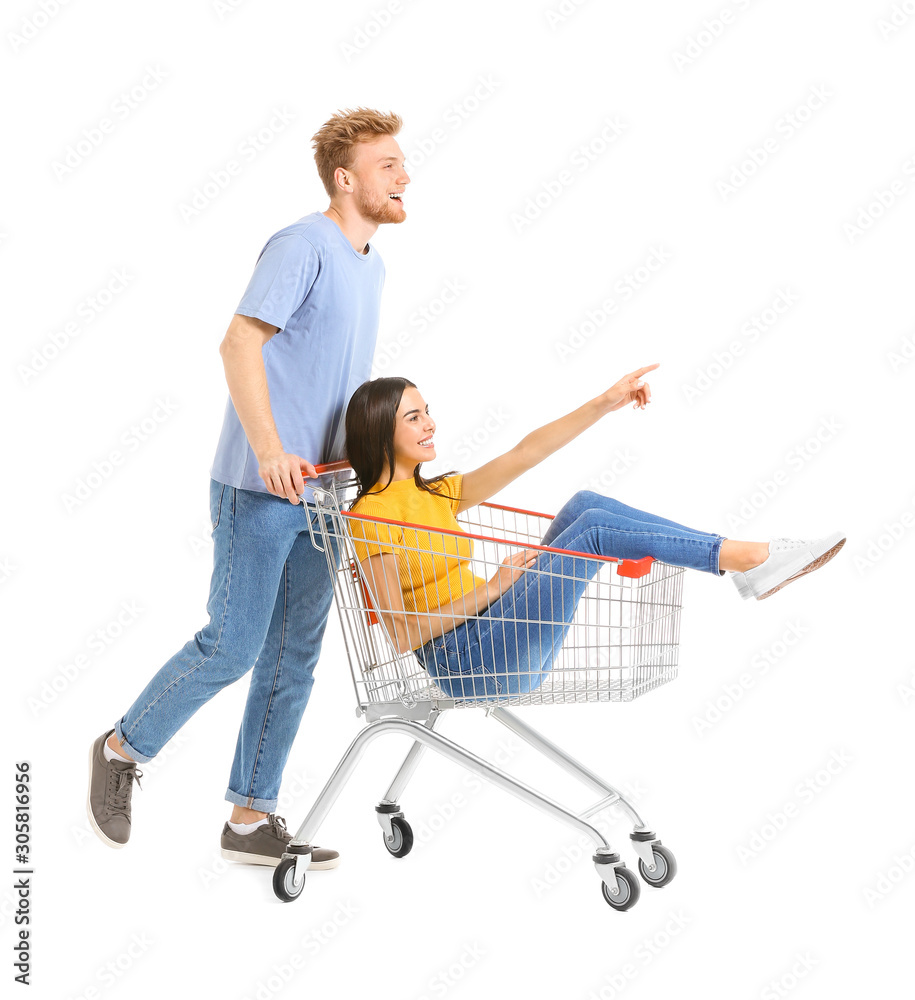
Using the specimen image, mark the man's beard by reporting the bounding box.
[354,188,406,225]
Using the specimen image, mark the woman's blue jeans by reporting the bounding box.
[416,490,724,700]
[113,480,338,812]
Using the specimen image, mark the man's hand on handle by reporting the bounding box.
[258,452,317,504]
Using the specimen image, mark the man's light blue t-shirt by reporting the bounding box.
[210,211,385,497]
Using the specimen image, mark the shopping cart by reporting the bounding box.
[274,462,685,911]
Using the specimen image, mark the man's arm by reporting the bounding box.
[218,313,316,502]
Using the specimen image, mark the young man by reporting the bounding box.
[87,107,410,870]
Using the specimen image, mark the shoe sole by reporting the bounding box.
[756,538,846,600]
[220,848,340,870]
[86,736,127,850]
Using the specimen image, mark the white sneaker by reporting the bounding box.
[730,532,846,600]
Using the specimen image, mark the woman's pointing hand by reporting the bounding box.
[601,363,660,413]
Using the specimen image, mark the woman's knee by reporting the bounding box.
[570,490,622,516]
[556,490,604,521]
[573,489,601,505]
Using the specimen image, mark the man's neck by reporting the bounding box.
[322,205,376,254]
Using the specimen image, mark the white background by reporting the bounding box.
[4,0,915,997]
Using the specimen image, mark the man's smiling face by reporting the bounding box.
[348,134,410,225]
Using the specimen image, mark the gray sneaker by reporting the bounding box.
[87,729,143,848]
[731,532,846,600]
[220,813,340,870]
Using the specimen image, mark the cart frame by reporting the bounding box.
[273,464,683,911]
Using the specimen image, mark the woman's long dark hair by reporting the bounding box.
[345,377,456,506]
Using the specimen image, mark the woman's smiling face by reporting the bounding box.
[391,385,436,476]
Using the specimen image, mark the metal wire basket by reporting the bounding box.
[276,464,686,912]
[306,469,684,714]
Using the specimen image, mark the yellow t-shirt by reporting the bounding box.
[346,474,486,643]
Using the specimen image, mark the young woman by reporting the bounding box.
[342,367,845,700]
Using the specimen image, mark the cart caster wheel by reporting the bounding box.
[383,816,414,858]
[273,857,306,902]
[638,844,677,888]
[600,865,640,911]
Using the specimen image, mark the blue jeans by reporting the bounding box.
[113,480,338,811]
[416,490,724,700]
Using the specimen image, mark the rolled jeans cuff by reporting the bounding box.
[711,535,725,576]
[113,722,155,764]
[224,788,279,812]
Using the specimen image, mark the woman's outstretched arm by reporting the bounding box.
[456,363,659,513]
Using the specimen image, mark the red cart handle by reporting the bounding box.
[309,461,353,477]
